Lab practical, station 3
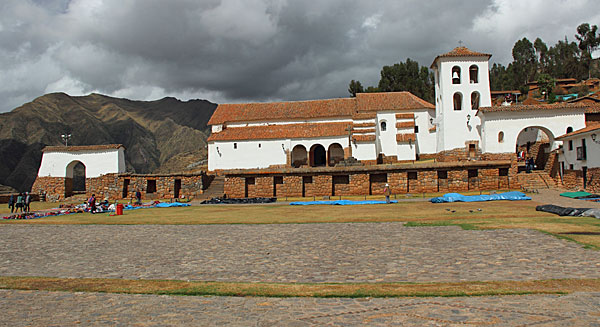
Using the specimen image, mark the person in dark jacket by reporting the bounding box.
[24,192,31,212]
[88,194,96,214]
[135,190,142,205]
[8,194,15,213]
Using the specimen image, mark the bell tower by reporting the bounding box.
[430,47,492,153]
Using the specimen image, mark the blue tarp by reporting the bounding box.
[155,202,191,208]
[430,191,531,203]
[290,199,398,205]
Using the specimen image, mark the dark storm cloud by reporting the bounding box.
[1,0,599,112]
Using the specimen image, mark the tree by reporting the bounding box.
[575,23,600,78]
[534,38,548,74]
[546,37,587,80]
[348,80,364,97]
[537,73,555,100]
[376,58,434,102]
[511,37,537,86]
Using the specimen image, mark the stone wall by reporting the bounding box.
[31,173,205,201]
[223,160,516,198]
[436,142,481,162]
[560,168,600,193]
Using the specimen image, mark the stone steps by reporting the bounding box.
[517,171,557,192]
[197,176,224,200]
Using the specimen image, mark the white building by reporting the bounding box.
[207,47,591,172]
[557,124,600,171]
[37,144,126,178]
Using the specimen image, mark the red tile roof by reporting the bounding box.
[207,122,352,142]
[396,133,416,142]
[208,98,356,125]
[431,47,492,68]
[555,122,600,140]
[208,92,433,125]
[42,144,124,152]
[356,92,434,111]
[396,121,415,128]
[478,103,590,113]
[395,113,415,119]
[352,134,376,142]
[353,122,376,128]
[352,128,376,134]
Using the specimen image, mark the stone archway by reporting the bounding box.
[515,126,554,171]
[327,143,344,167]
[291,145,308,168]
[65,160,86,197]
[309,144,326,167]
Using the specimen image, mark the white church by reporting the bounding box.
[207,47,588,171]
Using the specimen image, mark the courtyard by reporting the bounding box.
[2,190,600,325]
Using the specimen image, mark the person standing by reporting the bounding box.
[24,192,31,212]
[16,193,24,213]
[88,194,96,214]
[8,194,15,213]
[135,190,142,205]
[383,183,392,204]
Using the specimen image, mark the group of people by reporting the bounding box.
[7,192,31,213]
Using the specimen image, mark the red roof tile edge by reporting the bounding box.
[42,144,125,152]
[207,122,352,142]
[555,123,600,140]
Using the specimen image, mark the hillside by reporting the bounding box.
[0,93,217,191]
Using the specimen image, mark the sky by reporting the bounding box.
[1,0,600,112]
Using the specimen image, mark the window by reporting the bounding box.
[274,176,283,184]
[566,126,573,133]
[233,143,237,149]
[453,92,462,110]
[146,180,156,194]
[246,177,255,185]
[498,131,504,143]
[452,66,461,84]
[499,168,509,176]
[414,125,419,133]
[333,175,349,184]
[302,176,313,184]
[438,171,448,179]
[468,169,478,178]
[469,65,479,83]
[370,173,387,183]
[568,140,573,151]
[471,91,480,110]
[380,121,387,131]
[258,143,261,148]
[570,164,574,170]
[408,171,418,180]
[577,139,587,160]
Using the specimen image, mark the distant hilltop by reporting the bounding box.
[0,92,217,191]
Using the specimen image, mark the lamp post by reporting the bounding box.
[61,133,72,146]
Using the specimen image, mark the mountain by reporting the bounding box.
[0,93,217,192]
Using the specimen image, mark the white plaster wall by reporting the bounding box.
[37,149,125,178]
[353,143,376,161]
[481,110,586,153]
[559,133,600,170]
[208,136,349,171]
[414,109,437,154]
[377,112,399,156]
[435,57,491,152]
[396,143,416,161]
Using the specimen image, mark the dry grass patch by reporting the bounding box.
[1,276,600,298]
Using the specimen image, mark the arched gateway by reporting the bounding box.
[33,144,126,199]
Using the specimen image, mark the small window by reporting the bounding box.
[437,171,448,179]
[468,169,478,178]
[146,180,157,194]
[246,177,255,185]
[498,131,504,143]
[380,121,387,131]
[568,140,573,151]
[566,127,573,133]
[453,92,462,111]
[258,143,261,148]
[234,143,237,149]
[302,176,313,184]
[452,66,461,84]
[274,176,283,184]
[408,171,418,180]
[370,173,387,183]
[414,125,419,133]
[469,65,479,83]
[471,91,480,110]
[499,168,509,176]
[333,175,349,184]
[570,164,574,170]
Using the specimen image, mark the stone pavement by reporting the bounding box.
[1,289,600,326]
[2,223,600,283]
